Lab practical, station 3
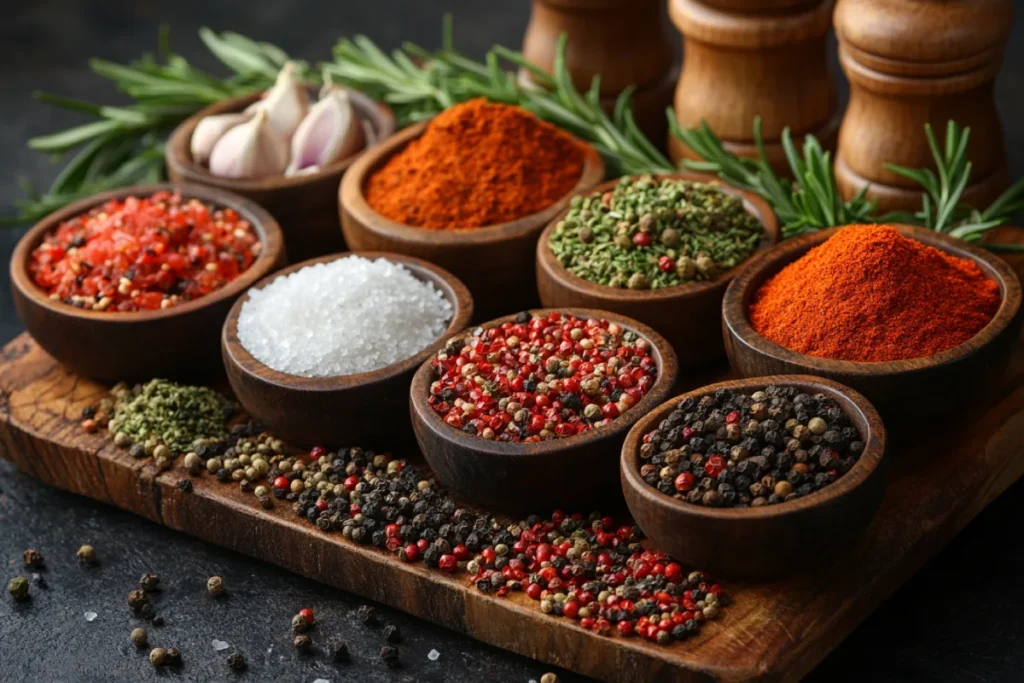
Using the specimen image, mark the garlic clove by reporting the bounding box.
[190,112,253,165]
[247,61,310,139]
[285,84,365,176]
[208,110,290,179]
[285,164,321,178]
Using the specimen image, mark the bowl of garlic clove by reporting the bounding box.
[167,62,396,262]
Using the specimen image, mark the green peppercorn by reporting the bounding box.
[131,628,148,648]
[7,577,29,600]
[292,613,310,632]
[541,673,560,683]
[627,272,649,290]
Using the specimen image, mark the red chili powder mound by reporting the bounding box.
[748,224,1001,362]
[365,99,584,229]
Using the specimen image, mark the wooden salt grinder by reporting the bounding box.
[521,0,678,147]
[667,0,840,173]
[833,0,1013,213]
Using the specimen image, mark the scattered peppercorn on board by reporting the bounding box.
[2,334,1024,683]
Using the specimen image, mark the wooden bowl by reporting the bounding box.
[536,173,780,368]
[339,122,606,321]
[620,375,887,579]
[722,225,1023,421]
[222,252,473,449]
[167,90,396,263]
[10,183,286,381]
[410,308,679,513]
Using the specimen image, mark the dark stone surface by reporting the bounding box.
[1,2,1023,682]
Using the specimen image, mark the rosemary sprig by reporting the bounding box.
[672,116,1024,247]
[4,27,300,225]
[670,115,875,238]
[884,121,1024,249]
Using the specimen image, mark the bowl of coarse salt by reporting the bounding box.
[221,252,473,448]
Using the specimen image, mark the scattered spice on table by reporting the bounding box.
[76,544,97,565]
[428,311,657,442]
[7,577,29,601]
[365,99,584,229]
[149,647,167,667]
[106,379,236,456]
[227,651,247,671]
[22,548,44,569]
[29,190,261,312]
[549,176,763,290]
[237,255,453,377]
[139,573,161,592]
[207,575,225,597]
[749,224,1001,362]
[131,627,148,648]
[294,634,312,651]
[380,644,400,668]
[640,385,865,507]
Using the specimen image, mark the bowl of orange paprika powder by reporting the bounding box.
[722,223,1022,421]
[340,99,605,320]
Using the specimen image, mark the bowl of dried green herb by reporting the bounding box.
[537,173,779,368]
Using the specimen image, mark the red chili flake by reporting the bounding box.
[428,312,656,443]
[29,191,260,312]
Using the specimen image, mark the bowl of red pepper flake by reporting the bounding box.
[410,309,678,512]
[11,184,285,380]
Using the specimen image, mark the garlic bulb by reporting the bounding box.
[285,82,365,176]
[246,61,310,139]
[190,112,252,165]
[208,110,289,179]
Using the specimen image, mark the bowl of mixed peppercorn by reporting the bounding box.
[10,183,286,380]
[537,174,779,368]
[411,309,678,513]
[620,376,887,579]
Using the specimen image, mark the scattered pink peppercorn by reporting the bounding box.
[298,608,315,625]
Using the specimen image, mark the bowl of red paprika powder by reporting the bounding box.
[340,100,606,321]
[167,89,396,263]
[536,173,780,369]
[10,183,286,381]
[409,308,678,513]
[722,224,1023,421]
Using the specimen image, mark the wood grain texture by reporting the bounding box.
[339,122,606,322]
[621,375,887,579]
[520,0,677,144]
[9,183,286,382]
[2,332,1024,682]
[667,0,839,173]
[832,0,1012,212]
[166,90,397,263]
[222,251,474,449]
[409,308,679,513]
[722,225,1023,422]
[535,173,780,368]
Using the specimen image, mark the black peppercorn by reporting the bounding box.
[383,624,402,643]
[380,645,400,668]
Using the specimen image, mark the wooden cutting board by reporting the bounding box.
[2,332,1023,683]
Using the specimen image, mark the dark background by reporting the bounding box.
[2,2,1023,682]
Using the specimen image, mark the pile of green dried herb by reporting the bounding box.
[109,379,236,456]
[548,176,764,290]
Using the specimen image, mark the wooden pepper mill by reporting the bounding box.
[833,0,1012,213]
[667,0,840,172]
[521,0,678,148]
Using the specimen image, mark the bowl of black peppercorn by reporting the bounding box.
[620,375,887,579]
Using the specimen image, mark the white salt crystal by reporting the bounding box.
[238,256,453,377]
[312,679,331,683]
[212,639,230,651]
[83,611,97,622]
[427,649,440,661]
